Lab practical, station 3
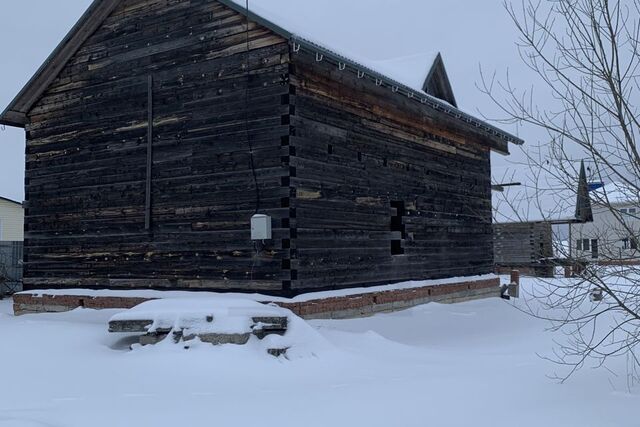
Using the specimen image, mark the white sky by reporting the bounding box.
[0,0,537,204]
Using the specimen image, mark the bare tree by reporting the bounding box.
[481,0,640,382]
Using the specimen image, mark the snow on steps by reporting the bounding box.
[13,275,501,319]
[109,298,292,356]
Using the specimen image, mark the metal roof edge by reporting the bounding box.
[214,1,523,147]
[291,37,524,147]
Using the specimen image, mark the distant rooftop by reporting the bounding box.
[590,182,639,206]
[0,196,22,206]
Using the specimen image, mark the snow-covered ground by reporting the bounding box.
[0,277,637,427]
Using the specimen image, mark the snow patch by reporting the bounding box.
[21,274,498,303]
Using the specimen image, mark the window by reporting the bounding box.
[390,201,406,256]
[629,208,637,215]
[591,239,599,258]
[583,239,590,251]
[576,239,583,251]
[621,237,637,250]
[621,208,628,214]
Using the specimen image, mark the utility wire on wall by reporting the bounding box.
[244,0,261,215]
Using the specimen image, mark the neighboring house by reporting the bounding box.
[0,196,24,242]
[492,161,594,276]
[0,0,521,296]
[0,196,24,294]
[570,182,640,262]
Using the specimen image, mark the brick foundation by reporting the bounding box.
[13,278,500,319]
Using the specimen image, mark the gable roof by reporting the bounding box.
[0,0,121,127]
[574,161,593,222]
[423,53,457,107]
[0,0,523,151]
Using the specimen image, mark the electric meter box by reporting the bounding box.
[251,214,272,240]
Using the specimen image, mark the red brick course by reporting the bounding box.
[13,278,500,318]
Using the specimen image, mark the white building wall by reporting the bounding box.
[571,202,640,260]
[0,199,24,242]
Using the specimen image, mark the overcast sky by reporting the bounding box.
[0,0,536,204]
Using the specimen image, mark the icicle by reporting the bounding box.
[316,53,324,62]
[357,70,365,79]
[292,42,301,53]
[338,62,346,71]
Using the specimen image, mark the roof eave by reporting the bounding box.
[0,196,23,206]
[0,0,121,127]
[291,37,524,152]
[0,110,27,128]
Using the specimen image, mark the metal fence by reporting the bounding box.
[0,241,23,295]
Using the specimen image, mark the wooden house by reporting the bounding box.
[0,0,522,296]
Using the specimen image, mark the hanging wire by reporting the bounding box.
[244,0,261,216]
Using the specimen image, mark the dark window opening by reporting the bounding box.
[632,237,638,250]
[328,144,333,155]
[391,240,404,256]
[591,239,598,258]
[390,201,407,255]
[357,152,363,162]
[582,239,590,251]
[576,239,582,251]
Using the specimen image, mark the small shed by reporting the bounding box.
[1,0,522,296]
[493,221,554,277]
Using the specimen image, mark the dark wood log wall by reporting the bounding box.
[493,222,553,266]
[21,0,498,295]
[287,52,495,292]
[23,0,291,292]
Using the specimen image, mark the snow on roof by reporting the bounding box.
[230,0,438,95]
[591,182,639,206]
[366,53,439,95]
[222,0,523,147]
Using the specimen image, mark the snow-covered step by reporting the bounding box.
[108,298,289,352]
